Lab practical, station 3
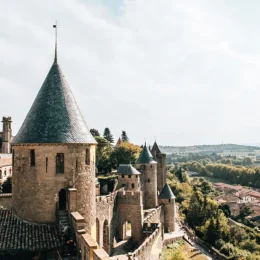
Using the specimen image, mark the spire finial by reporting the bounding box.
[53,21,58,63]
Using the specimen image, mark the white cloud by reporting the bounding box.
[1,0,260,145]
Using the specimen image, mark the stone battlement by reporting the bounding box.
[2,117,11,122]
[96,188,124,203]
[117,190,142,205]
[143,206,163,223]
[127,223,162,260]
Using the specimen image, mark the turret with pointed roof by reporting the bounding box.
[158,183,176,232]
[12,57,96,145]
[135,143,158,209]
[11,39,97,236]
[136,143,156,164]
[151,141,166,192]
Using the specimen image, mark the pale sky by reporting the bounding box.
[1,0,260,146]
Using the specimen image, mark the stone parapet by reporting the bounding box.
[127,223,162,260]
[143,206,163,223]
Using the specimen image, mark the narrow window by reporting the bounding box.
[128,175,131,178]
[136,175,138,178]
[132,183,135,189]
[30,149,35,167]
[169,199,171,202]
[150,165,152,168]
[56,153,64,174]
[12,150,14,166]
[85,149,90,165]
[76,158,78,170]
[46,157,48,173]
[148,179,150,183]
[122,175,124,178]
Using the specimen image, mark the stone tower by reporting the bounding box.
[117,164,144,244]
[151,141,166,192]
[11,48,97,237]
[1,117,12,153]
[117,164,141,191]
[158,183,175,232]
[135,143,158,209]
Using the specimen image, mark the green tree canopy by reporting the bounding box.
[95,136,113,173]
[121,130,129,142]
[110,142,141,169]
[103,128,114,143]
[90,128,100,137]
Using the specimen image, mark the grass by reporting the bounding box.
[162,240,208,260]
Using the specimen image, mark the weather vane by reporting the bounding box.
[53,21,58,63]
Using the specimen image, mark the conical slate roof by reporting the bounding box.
[136,143,156,164]
[118,164,140,175]
[158,183,175,199]
[151,141,161,155]
[12,61,96,144]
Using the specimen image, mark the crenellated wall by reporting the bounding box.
[127,223,163,260]
[95,189,123,255]
[143,206,163,224]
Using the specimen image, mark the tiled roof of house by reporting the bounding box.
[136,144,156,164]
[0,210,61,251]
[12,60,96,145]
[118,164,140,175]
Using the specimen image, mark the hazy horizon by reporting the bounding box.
[1,0,260,146]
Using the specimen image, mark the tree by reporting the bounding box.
[103,128,114,143]
[95,136,113,173]
[110,142,141,169]
[121,131,129,142]
[2,176,12,193]
[90,128,100,137]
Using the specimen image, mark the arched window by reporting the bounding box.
[132,183,135,189]
[85,149,90,165]
[56,153,64,174]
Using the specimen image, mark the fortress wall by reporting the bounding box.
[96,189,123,254]
[143,206,163,224]
[0,193,12,209]
[128,223,163,260]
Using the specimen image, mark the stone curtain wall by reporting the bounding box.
[0,193,12,209]
[143,206,163,224]
[127,223,163,260]
[96,189,123,254]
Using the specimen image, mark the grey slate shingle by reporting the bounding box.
[12,62,96,144]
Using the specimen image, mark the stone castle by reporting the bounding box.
[0,43,176,260]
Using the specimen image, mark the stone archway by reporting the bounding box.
[103,219,109,253]
[122,220,132,240]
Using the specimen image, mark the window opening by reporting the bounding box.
[30,149,35,167]
[56,153,64,174]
